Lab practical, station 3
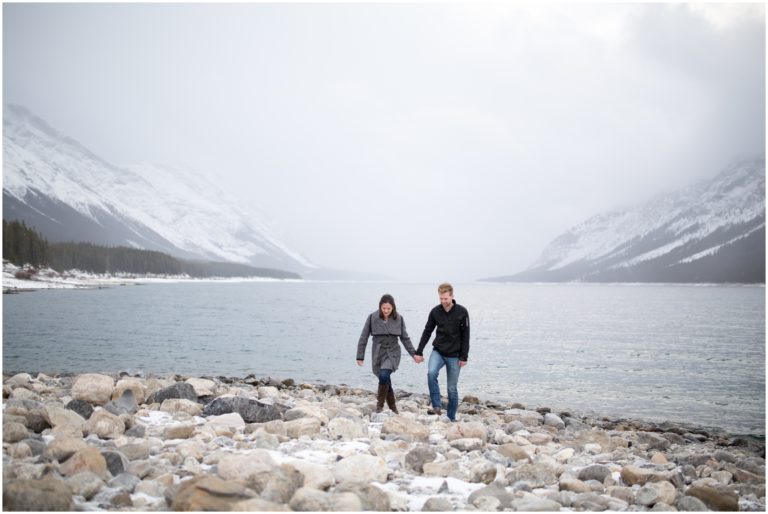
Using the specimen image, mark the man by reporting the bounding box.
[414,282,470,421]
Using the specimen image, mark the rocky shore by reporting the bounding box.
[2,261,288,293]
[2,372,765,511]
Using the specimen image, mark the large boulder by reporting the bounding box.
[206,413,246,431]
[65,399,94,420]
[578,464,612,482]
[333,454,388,484]
[284,404,329,426]
[446,421,488,442]
[113,378,147,405]
[103,389,138,416]
[327,417,367,440]
[3,422,28,443]
[5,373,33,388]
[60,447,109,480]
[506,456,560,488]
[469,459,498,484]
[381,416,429,441]
[66,471,105,500]
[543,413,566,429]
[83,408,125,439]
[249,464,304,504]
[185,377,218,397]
[503,409,544,426]
[20,405,52,433]
[116,441,151,461]
[160,398,203,416]
[203,396,287,423]
[44,405,86,436]
[101,451,130,477]
[422,497,454,511]
[146,382,197,404]
[620,464,680,487]
[217,450,277,482]
[71,374,115,405]
[636,481,678,507]
[3,478,74,511]
[171,476,251,511]
[498,443,533,462]
[333,483,391,511]
[467,482,516,510]
[285,417,322,439]
[405,444,438,473]
[289,487,331,511]
[677,495,709,511]
[637,431,672,451]
[164,422,196,440]
[685,483,739,511]
[43,436,89,463]
[450,438,485,452]
[288,460,335,490]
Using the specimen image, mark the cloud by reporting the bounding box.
[3,3,764,281]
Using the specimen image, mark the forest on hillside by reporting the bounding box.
[2,220,301,279]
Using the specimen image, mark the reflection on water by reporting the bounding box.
[3,281,765,434]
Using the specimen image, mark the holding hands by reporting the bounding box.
[413,355,424,364]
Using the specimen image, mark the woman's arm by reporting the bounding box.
[356,313,372,362]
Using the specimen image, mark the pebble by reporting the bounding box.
[1,372,764,511]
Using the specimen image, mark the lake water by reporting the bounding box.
[3,281,765,435]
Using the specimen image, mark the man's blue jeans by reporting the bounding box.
[427,350,461,421]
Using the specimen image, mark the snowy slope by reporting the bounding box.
[488,159,765,283]
[3,104,315,272]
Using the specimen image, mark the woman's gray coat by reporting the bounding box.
[357,311,416,376]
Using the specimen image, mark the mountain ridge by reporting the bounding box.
[483,158,765,283]
[3,103,315,274]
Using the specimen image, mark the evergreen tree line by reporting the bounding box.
[2,220,300,279]
[3,219,49,267]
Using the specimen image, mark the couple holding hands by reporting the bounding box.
[356,282,470,422]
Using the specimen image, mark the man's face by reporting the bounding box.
[439,292,453,310]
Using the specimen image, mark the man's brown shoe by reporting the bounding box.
[427,406,442,415]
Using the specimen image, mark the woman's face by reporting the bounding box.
[380,303,393,318]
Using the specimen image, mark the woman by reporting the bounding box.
[357,294,419,414]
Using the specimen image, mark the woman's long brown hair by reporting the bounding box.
[378,293,398,320]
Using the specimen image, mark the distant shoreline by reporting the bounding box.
[4,269,764,293]
[2,263,303,293]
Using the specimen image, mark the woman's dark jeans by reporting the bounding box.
[378,368,392,386]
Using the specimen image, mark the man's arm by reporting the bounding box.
[459,311,470,363]
[415,310,436,356]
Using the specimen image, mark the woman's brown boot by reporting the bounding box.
[386,387,399,414]
[376,383,389,413]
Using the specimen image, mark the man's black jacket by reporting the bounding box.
[416,300,470,361]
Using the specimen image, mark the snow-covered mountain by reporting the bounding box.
[486,159,765,283]
[3,104,315,273]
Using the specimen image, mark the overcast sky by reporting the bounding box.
[3,2,765,282]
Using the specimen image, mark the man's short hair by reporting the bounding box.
[438,282,453,295]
